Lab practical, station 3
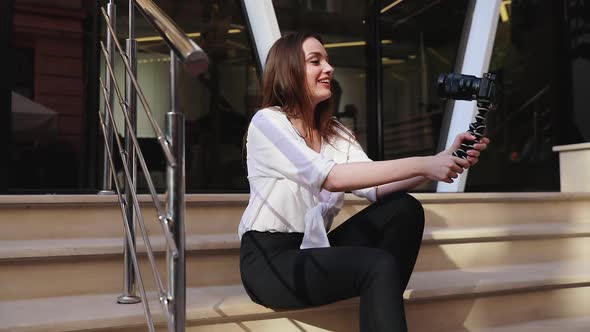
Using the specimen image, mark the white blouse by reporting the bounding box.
[238,107,377,249]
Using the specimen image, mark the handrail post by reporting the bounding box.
[167,51,186,332]
[118,0,141,304]
[99,0,116,195]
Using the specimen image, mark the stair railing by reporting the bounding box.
[98,1,208,331]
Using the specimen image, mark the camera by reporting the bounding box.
[436,72,498,159]
[437,72,496,104]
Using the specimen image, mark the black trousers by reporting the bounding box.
[240,192,425,332]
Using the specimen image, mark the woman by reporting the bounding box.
[239,32,488,332]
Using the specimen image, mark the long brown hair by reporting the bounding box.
[260,31,353,144]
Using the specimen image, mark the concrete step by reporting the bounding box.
[0,195,248,240]
[2,193,590,241]
[417,222,590,271]
[0,235,241,301]
[3,222,588,260]
[3,222,590,300]
[2,260,590,332]
[454,316,590,332]
[0,234,240,260]
[340,192,590,228]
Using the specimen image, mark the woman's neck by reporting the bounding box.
[288,117,307,135]
[288,115,321,152]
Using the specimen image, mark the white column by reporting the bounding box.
[243,0,281,69]
[437,0,502,192]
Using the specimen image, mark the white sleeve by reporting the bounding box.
[246,110,336,193]
[346,137,378,203]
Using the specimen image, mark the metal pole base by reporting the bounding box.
[117,294,141,304]
[98,190,116,195]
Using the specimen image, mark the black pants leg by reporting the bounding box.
[329,192,425,291]
[240,193,425,332]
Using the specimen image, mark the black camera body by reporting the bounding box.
[437,72,497,104]
[436,72,497,159]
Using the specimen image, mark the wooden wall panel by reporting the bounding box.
[36,38,83,58]
[17,0,83,9]
[14,13,83,34]
[36,55,83,78]
[15,2,88,154]
[35,95,84,116]
[35,76,83,97]
[58,115,82,135]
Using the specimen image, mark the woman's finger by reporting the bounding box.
[467,150,480,157]
[473,143,487,151]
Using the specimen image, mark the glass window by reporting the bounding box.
[10,1,91,192]
[102,0,260,192]
[465,0,567,192]
[380,0,469,163]
[273,0,370,148]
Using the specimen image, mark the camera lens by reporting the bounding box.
[437,73,481,101]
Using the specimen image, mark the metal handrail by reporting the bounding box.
[99,76,175,332]
[101,7,177,167]
[97,92,157,332]
[98,1,208,331]
[134,0,208,67]
[100,41,179,258]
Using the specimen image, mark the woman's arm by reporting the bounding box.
[375,176,428,199]
[322,154,469,192]
[372,133,491,199]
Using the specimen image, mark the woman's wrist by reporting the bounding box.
[412,156,430,177]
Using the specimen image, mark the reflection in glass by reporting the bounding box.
[466,0,563,192]
[103,0,260,192]
[380,0,468,164]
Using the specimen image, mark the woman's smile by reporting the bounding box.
[303,37,334,107]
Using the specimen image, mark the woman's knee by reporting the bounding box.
[403,194,425,228]
[382,193,425,227]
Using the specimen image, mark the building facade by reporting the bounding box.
[1,0,588,193]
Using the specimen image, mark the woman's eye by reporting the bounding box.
[310,59,320,64]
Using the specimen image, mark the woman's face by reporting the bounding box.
[302,37,334,108]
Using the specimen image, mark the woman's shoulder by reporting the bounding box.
[249,107,292,133]
[253,106,285,120]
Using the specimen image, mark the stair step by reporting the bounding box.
[2,260,590,331]
[422,222,590,243]
[458,316,590,332]
[3,222,589,260]
[417,236,590,271]
[0,234,240,260]
[407,260,590,300]
[2,223,590,300]
[3,193,590,240]
[0,194,249,240]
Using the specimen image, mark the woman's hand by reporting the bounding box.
[421,154,470,183]
[439,132,490,167]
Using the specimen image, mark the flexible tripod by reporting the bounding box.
[453,99,495,159]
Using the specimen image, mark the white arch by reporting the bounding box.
[437,0,502,192]
[243,0,281,69]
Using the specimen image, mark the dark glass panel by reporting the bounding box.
[380,0,468,164]
[465,0,568,192]
[103,0,260,192]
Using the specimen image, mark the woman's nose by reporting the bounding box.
[323,62,334,75]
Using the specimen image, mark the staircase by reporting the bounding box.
[1,192,590,331]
